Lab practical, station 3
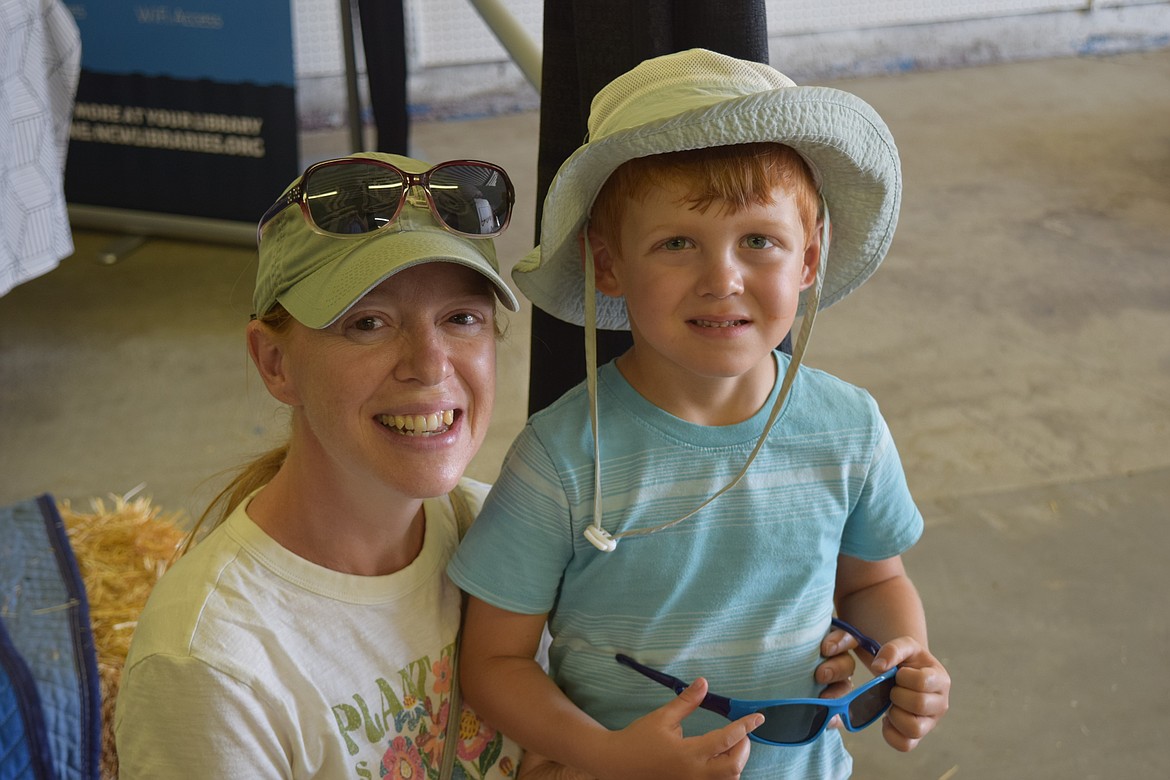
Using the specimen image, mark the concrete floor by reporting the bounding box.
[2,50,1169,778]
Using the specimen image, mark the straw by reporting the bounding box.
[60,494,188,780]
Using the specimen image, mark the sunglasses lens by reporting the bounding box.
[303,163,405,235]
[847,675,896,729]
[427,163,512,236]
[754,704,829,745]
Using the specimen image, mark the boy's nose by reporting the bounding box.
[697,252,745,298]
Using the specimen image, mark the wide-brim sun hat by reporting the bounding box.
[513,48,902,331]
[254,151,520,329]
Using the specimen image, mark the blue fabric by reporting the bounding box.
[0,641,45,780]
[0,496,101,780]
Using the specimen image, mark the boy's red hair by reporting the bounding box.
[589,142,821,248]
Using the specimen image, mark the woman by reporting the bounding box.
[114,152,856,778]
[115,152,532,778]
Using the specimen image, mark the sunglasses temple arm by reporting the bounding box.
[614,655,733,719]
[256,189,300,243]
[830,617,882,657]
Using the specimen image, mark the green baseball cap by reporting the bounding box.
[253,152,520,329]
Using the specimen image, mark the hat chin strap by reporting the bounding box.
[582,197,830,553]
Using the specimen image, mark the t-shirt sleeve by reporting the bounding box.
[839,406,924,561]
[448,426,574,615]
[115,653,289,777]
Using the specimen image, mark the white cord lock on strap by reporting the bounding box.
[583,524,618,552]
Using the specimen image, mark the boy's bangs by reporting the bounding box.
[592,143,820,242]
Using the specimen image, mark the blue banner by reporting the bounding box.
[71,2,294,85]
[65,1,299,224]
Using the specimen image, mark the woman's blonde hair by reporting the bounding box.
[181,306,294,552]
[590,142,821,248]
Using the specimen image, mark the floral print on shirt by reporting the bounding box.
[329,642,514,779]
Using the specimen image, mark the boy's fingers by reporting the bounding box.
[819,679,853,700]
[712,725,754,774]
[816,652,856,685]
[871,636,947,672]
[890,664,944,695]
[670,677,710,720]
[820,628,859,658]
[881,716,922,753]
[676,680,764,757]
[886,704,934,741]
[870,638,914,673]
[698,714,763,766]
[890,680,950,719]
[870,636,936,674]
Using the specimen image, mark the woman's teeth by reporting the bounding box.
[379,410,455,435]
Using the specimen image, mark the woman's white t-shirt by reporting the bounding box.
[115,478,522,779]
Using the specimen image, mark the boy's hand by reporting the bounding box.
[816,625,859,691]
[603,677,761,780]
[869,637,951,752]
[816,624,860,729]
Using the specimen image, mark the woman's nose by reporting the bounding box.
[394,327,452,385]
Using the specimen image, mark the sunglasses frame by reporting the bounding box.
[255,157,515,244]
[615,618,898,747]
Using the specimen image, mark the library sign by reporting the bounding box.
[65,2,298,223]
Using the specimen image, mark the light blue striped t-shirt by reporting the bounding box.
[449,352,923,779]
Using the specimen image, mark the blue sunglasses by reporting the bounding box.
[615,618,898,747]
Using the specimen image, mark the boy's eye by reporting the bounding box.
[743,234,776,250]
[662,237,692,251]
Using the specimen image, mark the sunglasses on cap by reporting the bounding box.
[615,618,898,747]
[256,158,514,244]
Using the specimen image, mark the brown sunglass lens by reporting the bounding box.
[427,164,511,235]
[304,164,405,235]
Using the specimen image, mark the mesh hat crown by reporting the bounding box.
[512,48,902,330]
[254,152,519,329]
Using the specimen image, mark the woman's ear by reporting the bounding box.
[247,319,299,406]
[583,225,622,297]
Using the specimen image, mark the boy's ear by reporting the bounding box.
[247,319,300,406]
[583,224,622,297]
[800,218,827,290]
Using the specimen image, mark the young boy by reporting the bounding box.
[449,49,950,779]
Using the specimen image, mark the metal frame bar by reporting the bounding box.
[338,0,543,153]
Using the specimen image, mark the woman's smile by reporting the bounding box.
[377,409,457,436]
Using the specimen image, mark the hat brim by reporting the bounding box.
[280,227,520,329]
[513,85,901,330]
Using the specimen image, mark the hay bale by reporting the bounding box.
[60,495,188,780]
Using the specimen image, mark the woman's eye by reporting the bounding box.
[352,316,384,331]
[449,311,483,327]
[744,234,776,250]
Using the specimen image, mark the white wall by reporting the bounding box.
[292,0,1170,127]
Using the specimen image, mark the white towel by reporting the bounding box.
[0,0,81,298]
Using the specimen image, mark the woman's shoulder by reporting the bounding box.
[127,498,296,660]
[446,477,491,538]
[454,476,492,507]
[124,519,246,667]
